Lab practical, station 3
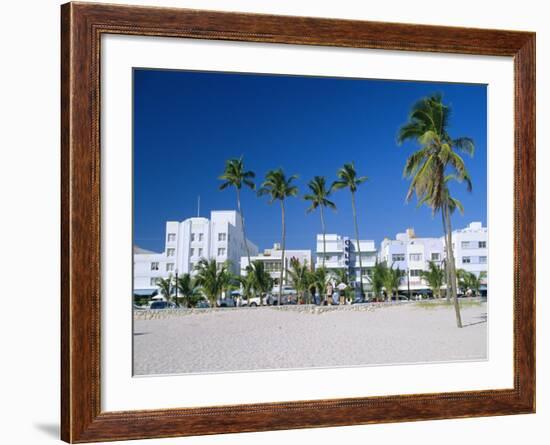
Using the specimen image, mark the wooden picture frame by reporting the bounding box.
[61,2,536,442]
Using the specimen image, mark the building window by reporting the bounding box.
[190,233,195,242]
[167,233,176,242]
[462,256,471,264]
[479,241,487,248]
[150,262,159,271]
[217,248,226,256]
[265,261,281,272]
[218,233,227,241]
[166,263,174,272]
[409,253,422,261]
[150,277,159,286]
[167,248,175,257]
[392,254,405,262]
[410,269,422,277]
[431,252,441,261]
[461,241,471,249]
[198,233,203,242]
[198,248,203,257]
[190,248,194,257]
[479,256,487,264]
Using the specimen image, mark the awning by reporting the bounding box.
[133,289,158,297]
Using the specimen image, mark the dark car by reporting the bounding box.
[149,301,175,310]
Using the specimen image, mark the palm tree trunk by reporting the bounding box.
[279,200,286,305]
[441,210,452,302]
[351,191,364,296]
[320,205,327,269]
[444,203,462,328]
[236,188,251,267]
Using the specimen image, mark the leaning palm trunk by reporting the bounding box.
[320,205,327,269]
[351,191,364,296]
[278,200,286,305]
[444,203,462,328]
[441,211,452,302]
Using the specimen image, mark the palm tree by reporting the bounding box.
[384,265,403,302]
[398,93,474,328]
[457,269,484,296]
[249,260,273,305]
[370,261,387,302]
[175,273,201,308]
[420,175,465,302]
[332,163,368,296]
[313,267,330,304]
[257,169,299,304]
[304,176,336,268]
[194,259,231,308]
[287,258,310,304]
[156,276,173,304]
[238,273,255,305]
[219,157,255,267]
[420,261,445,298]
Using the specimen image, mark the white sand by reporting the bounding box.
[133,301,487,376]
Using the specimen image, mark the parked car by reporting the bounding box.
[149,301,176,310]
[217,297,236,307]
[241,296,262,307]
[390,295,410,302]
[195,300,210,308]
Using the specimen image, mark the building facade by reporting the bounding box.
[379,228,445,293]
[240,243,312,285]
[134,210,258,293]
[448,221,488,278]
[315,234,377,293]
[379,222,488,294]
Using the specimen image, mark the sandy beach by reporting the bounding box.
[133,301,487,376]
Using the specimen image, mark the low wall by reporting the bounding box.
[133,301,411,320]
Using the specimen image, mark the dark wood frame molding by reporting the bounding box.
[61,2,536,442]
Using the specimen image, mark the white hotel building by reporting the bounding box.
[379,222,488,294]
[315,234,377,294]
[134,210,258,294]
[240,244,312,285]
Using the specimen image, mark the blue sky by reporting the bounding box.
[133,69,487,253]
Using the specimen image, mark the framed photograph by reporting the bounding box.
[61,2,535,442]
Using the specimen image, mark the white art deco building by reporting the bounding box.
[134,210,258,294]
[240,243,312,285]
[314,234,377,293]
[379,222,488,294]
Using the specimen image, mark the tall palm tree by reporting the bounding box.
[332,163,368,296]
[194,259,230,308]
[156,276,173,304]
[398,93,474,328]
[304,176,336,269]
[287,258,310,304]
[420,175,465,302]
[420,261,445,298]
[175,273,201,308]
[257,169,299,304]
[219,157,256,267]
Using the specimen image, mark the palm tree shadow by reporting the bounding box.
[33,422,59,438]
[463,312,487,328]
